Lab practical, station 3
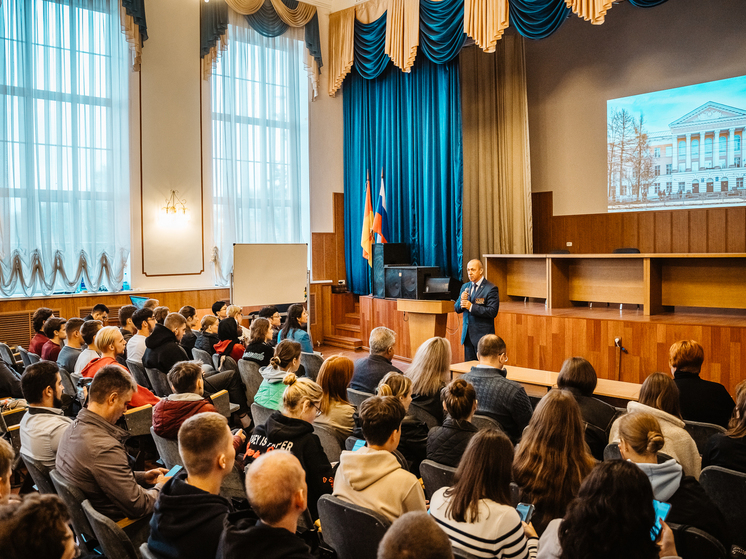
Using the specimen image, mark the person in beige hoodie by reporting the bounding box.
[332,396,426,523]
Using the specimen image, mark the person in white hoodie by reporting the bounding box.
[333,395,426,523]
[618,412,729,549]
[609,372,700,479]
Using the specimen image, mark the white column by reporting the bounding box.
[728,128,736,167]
[685,132,692,171]
[703,131,710,164]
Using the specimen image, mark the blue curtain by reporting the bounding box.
[121,0,148,43]
[628,0,669,7]
[201,0,228,58]
[343,57,463,295]
[419,0,466,63]
[509,0,570,40]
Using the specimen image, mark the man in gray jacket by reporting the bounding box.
[55,365,168,523]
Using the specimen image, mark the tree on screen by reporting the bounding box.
[608,109,635,199]
[629,114,655,201]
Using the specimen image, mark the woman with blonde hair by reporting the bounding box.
[513,389,596,535]
[404,337,451,424]
[609,372,700,478]
[254,340,302,410]
[244,373,333,518]
[315,356,355,437]
[703,379,746,473]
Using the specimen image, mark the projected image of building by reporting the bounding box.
[608,101,746,211]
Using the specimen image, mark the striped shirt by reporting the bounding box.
[430,488,538,559]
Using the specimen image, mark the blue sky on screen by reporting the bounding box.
[607,75,746,133]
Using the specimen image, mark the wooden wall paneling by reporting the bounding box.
[671,210,690,253]
[531,192,553,253]
[688,211,708,252]
[707,208,727,253]
[311,192,347,283]
[726,207,746,253]
[552,216,567,252]
[638,212,655,253]
[654,212,672,253]
[621,213,639,250]
[308,283,325,345]
[333,193,347,282]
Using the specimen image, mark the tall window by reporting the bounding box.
[705,137,713,157]
[0,0,131,296]
[210,11,310,285]
[691,139,699,158]
[678,140,685,158]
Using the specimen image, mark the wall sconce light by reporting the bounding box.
[161,190,191,224]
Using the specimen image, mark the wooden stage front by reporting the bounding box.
[358,295,746,396]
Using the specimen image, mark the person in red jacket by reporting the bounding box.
[40,317,67,362]
[29,307,54,356]
[152,361,244,449]
[82,326,160,408]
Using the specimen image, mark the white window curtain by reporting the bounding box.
[210,10,310,286]
[0,0,131,297]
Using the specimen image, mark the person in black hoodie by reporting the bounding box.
[178,305,199,359]
[143,313,189,375]
[147,412,236,559]
[195,315,220,356]
[219,450,315,559]
[427,379,478,468]
[244,374,332,519]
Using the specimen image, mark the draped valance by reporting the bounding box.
[328,0,670,96]
[119,0,148,71]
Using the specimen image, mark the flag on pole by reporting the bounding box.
[360,171,374,267]
[372,169,390,244]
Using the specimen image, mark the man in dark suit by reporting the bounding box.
[454,259,499,361]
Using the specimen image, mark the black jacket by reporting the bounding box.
[565,387,620,460]
[143,324,189,375]
[180,329,197,359]
[218,511,314,559]
[674,370,735,429]
[668,475,729,548]
[195,332,220,356]
[426,418,478,468]
[702,433,746,474]
[245,412,333,519]
[0,362,22,399]
[147,473,232,559]
[349,354,403,393]
[243,341,274,368]
[412,384,445,425]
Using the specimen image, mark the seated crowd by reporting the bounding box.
[1,304,744,559]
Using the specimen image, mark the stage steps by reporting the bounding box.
[324,334,362,350]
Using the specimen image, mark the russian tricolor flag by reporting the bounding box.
[372,170,390,244]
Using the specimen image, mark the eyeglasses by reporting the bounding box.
[311,402,322,417]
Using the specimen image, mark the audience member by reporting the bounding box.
[148,413,236,559]
[242,317,274,367]
[315,355,356,437]
[378,511,454,559]
[84,303,109,322]
[258,305,282,346]
[216,311,246,363]
[56,366,168,521]
[703,380,746,473]
[0,437,18,505]
[430,429,538,558]
[426,379,478,467]
[29,307,55,355]
[118,304,138,346]
[212,301,228,320]
[245,374,332,518]
[143,313,189,374]
[153,306,170,325]
[556,357,619,460]
[0,361,22,399]
[73,320,103,375]
[152,361,248,439]
[19,361,73,468]
[82,326,160,407]
[41,317,67,362]
[334,395,426,522]
[57,317,84,373]
[143,298,160,310]
[0,493,78,559]
[405,337,450,424]
[277,304,313,353]
[513,390,595,535]
[670,340,735,429]
[255,340,302,410]
[127,308,155,364]
[609,372,700,478]
[350,327,403,393]
[618,412,727,546]
[179,305,199,358]
[219,451,315,559]
[462,335,532,443]
[226,305,249,340]
[537,460,678,559]
[195,315,219,356]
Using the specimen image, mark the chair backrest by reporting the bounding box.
[150,426,184,470]
[603,442,673,464]
[58,367,76,397]
[7,424,21,452]
[668,522,728,559]
[345,436,364,451]
[452,547,480,559]
[700,465,746,548]
[28,351,41,364]
[191,347,213,368]
[238,359,263,407]
[209,389,232,418]
[125,360,153,391]
[1,406,27,428]
[145,367,173,397]
[18,346,31,367]
[251,402,274,428]
[21,453,56,494]
[0,343,17,366]
[50,469,98,553]
[212,353,220,371]
[81,499,139,559]
[313,423,344,463]
[583,421,609,461]
[300,352,324,381]
[420,459,457,499]
[408,403,439,430]
[683,420,726,455]
[317,494,391,559]
[510,482,520,507]
[122,404,154,437]
[139,543,160,559]
[347,388,374,409]
[219,355,238,373]
[471,414,503,431]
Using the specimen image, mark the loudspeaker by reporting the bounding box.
[372,243,410,298]
[384,266,441,299]
[423,276,462,301]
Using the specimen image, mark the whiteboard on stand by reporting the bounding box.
[231,243,308,307]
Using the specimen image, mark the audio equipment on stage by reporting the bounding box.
[372,243,410,298]
[384,266,441,300]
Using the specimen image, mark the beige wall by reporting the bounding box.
[525,0,746,216]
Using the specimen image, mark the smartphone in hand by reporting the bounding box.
[651,500,672,540]
[165,465,183,478]
[516,503,535,524]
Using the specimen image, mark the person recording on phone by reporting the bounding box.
[455,259,499,361]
